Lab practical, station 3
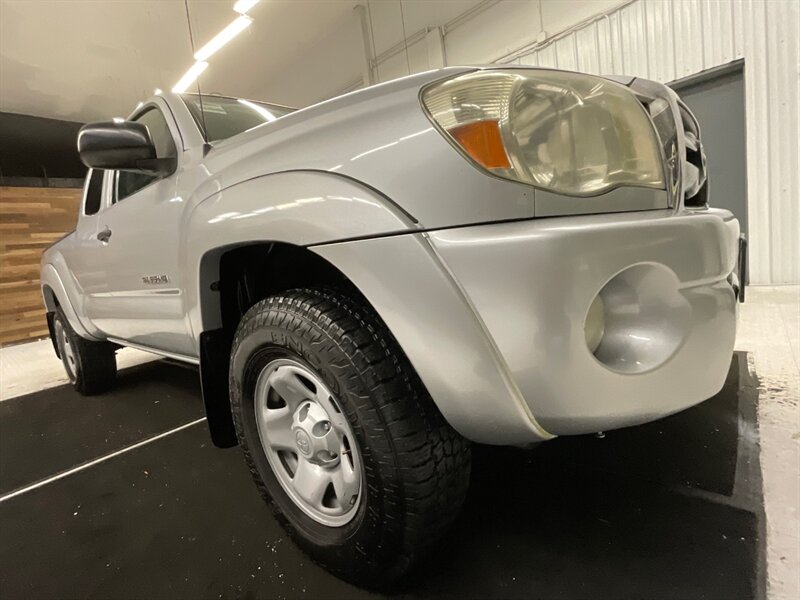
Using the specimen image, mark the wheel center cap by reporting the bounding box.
[294,429,312,456]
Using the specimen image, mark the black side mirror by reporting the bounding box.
[77,121,175,176]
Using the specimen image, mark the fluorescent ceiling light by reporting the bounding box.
[233,0,260,14]
[193,15,252,61]
[238,98,276,121]
[172,61,209,93]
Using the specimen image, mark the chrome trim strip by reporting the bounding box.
[106,338,200,365]
[89,289,181,298]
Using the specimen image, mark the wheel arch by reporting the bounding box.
[197,241,358,333]
[40,263,97,340]
[183,170,418,340]
[196,241,389,448]
[183,170,422,447]
[42,283,59,312]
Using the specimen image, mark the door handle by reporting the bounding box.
[97,227,112,243]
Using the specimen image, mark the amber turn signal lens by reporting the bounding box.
[448,120,511,170]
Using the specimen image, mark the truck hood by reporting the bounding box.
[186,66,694,229]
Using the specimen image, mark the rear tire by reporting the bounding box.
[229,288,471,587]
[52,308,117,395]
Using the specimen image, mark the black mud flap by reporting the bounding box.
[46,312,60,358]
[199,329,238,448]
[737,234,747,303]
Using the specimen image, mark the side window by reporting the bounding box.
[115,107,177,203]
[83,169,103,215]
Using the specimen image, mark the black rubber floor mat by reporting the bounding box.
[0,360,204,495]
[0,354,763,599]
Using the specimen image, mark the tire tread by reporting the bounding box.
[229,287,470,586]
[54,308,116,395]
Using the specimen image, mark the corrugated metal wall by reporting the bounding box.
[512,0,799,284]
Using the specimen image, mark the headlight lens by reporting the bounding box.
[421,69,665,196]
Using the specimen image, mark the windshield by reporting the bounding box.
[180,94,294,142]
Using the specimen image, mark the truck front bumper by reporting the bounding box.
[428,207,740,436]
[314,207,740,444]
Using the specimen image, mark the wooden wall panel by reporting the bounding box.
[0,186,81,346]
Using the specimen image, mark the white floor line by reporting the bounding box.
[0,417,207,504]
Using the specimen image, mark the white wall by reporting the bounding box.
[253,9,365,106]
[273,1,623,103]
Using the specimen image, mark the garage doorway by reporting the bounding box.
[670,61,749,239]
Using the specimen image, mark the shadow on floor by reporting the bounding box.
[0,353,763,599]
[401,354,762,599]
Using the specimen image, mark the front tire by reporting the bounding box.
[52,308,116,395]
[229,288,470,587]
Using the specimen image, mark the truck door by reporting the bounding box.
[88,101,194,358]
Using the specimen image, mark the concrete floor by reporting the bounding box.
[735,286,800,599]
[0,285,797,598]
[0,341,156,400]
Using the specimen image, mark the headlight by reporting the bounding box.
[421,69,665,196]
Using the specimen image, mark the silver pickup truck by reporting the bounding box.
[41,66,743,586]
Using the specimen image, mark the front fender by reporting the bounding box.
[183,170,419,343]
[312,232,553,445]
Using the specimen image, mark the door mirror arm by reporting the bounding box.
[131,157,177,177]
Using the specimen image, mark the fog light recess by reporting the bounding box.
[586,263,692,374]
[584,294,605,353]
